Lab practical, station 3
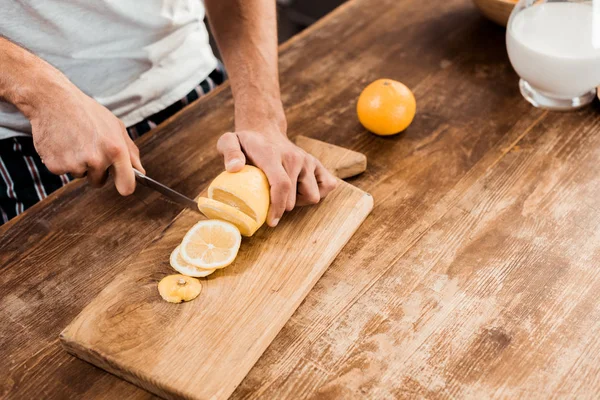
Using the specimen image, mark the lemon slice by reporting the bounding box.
[180,220,241,269]
[170,245,215,277]
[208,165,270,227]
[158,274,202,303]
[197,197,259,237]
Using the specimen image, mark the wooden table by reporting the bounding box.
[2,0,600,398]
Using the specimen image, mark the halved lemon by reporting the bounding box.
[158,274,202,303]
[180,220,241,269]
[208,165,270,227]
[170,245,215,277]
[197,197,259,237]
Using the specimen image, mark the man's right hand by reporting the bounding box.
[29,84,144,196]
[0,37,143,196]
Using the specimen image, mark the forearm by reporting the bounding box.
[0,38,71,120]
[204,0,286,134]
[205,1,338,223]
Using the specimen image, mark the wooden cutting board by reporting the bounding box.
[60,138,372,400]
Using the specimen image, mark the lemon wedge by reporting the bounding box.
[180,220,241,269]
[208,165,270,227]
[197,197,260,237]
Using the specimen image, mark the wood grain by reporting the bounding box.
[3,0,600,398]
[294,135,367,179]
[60,181,372,400]
[240,110,600,400]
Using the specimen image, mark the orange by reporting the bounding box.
[357,79,416,136]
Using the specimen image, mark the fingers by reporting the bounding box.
[107,142,136,196]
[296,160,320,207]
[220,130,339,228]
[65,158,87,179]
[263,163,291,227]
[266,153,337,224]
[296,158,338,207]
[73,135,137,193]
[31,94,140,196]
[87,167,108,188]
[314,159,339,198]
[123,130,144,174]
[282,154,303,211]
[70,169,87,179]
[108,124,140,195]
[217,132,246,172]
[86,153,109,188]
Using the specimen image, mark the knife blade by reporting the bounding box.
[133,168,200,213]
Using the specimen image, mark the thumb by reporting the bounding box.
[217,132,246,172]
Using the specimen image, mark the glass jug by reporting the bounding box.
[506,0,600,110]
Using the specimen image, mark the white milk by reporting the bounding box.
[507,2,600,99]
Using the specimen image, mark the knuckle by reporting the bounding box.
[219,131,235,143]
[44,160,65,175]
[304,156,316,170]
[285,150,302,164]
[217,132,235,152]
[225,148,242,158]
[325,179,338,191]
[285,201,295,212]
[74,162,87,174]
[129,143,140,156]
[307,192,321,204]
[86,152,104,169]
[276,177,292,192]
[70,164,87,176]
[264,144,278,157]
[295,154,307,166]
[105,142,124,159]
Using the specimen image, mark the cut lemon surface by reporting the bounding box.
[197,197,259,237]
[180,220,241,269]
[158,274,202,303]
[208,165,270,227]
[170,245,215,277]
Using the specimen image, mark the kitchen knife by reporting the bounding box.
[133,168,200,213]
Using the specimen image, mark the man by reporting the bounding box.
[0,0,337,226]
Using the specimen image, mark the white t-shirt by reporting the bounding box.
[0,0,217,140]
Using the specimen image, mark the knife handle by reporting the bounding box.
[133,168,148,186]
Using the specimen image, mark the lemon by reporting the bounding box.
[161,166,270,302]
[169,245,216,277]
[158,274,202,303]
[180,220,242,269]
[197,197,259,237]
[208,165,270,227]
